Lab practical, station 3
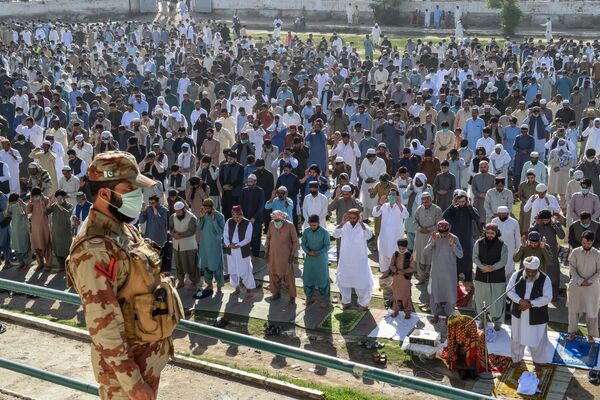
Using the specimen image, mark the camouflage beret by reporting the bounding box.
[87,151,155,188]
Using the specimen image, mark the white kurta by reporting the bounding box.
[523,194,561,225]
[223,220,256,289]
[372,203,409,272]
[58,176,80,206]
[0,149,21,193]
[507,270,553,363]
[359,157,387,219]
[333,222,374,290]
[331,142,361,184]
[583,126,600,153]
[302,193,329,230]
[491,216,520,278]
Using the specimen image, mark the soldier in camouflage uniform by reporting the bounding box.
[67,151,183,400]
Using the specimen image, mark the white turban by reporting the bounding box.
[523,256,540,270]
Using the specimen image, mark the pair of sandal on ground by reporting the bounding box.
[359,339,388,366]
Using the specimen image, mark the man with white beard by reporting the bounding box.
[333,208,374,311]
[491,206,520,280]
[507,256,553,365]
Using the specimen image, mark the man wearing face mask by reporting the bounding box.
[566,230,600,345]
[47,190,74,270]
[568,212,600,249]
[372,189,409,277]
[576,148,600,196]
[67,151,183,400]
[424,219,464,324]
[302,180,328,230]
[264,210,299,304]
[568,178,600,223]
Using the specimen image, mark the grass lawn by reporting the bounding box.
[246,29,506,59]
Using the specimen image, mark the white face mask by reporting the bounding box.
[104,188,144,218]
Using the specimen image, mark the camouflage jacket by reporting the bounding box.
[67,207,156,393]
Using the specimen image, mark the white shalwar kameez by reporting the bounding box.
[330,141,361,184]
[491,216,520,279]
[372,203,409,272]
[223,221,256,290]
[359,157,387,219]
[0,149,21,194]
[333,222,374,307]
[302,193,329,230]
[507,270,553,363]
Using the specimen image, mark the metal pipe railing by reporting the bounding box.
[0,357,99,395]
[0,278,494,400]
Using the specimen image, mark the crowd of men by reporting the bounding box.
[0,8,600,368]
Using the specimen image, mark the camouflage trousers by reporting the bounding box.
[91,339,172,400]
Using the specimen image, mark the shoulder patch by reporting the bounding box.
[94,257,118,282]
[89,238,105,244]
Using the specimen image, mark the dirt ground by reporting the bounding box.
[0,322,301,400]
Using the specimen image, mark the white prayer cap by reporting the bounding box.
[495,144,502,150]
[173,201,185,211]
[165,132,173,139]
[62,166,72,171]
[497,206,510,214]
[540,99,547,105]
[520,124,529,130]
[44,107,51,113]
[171,106,179,112]
[277,185,288,193]
[526,168,536,175]
[74,134,84,142]
[335,156,344,163]
[271,98,278,103]
[523,256,540,270]
[247,174,257,181]
[536,183,548,192]
[530,151,539,158]
[366,148,377,155]
[341,185,352,192]
[574,170,584,180]
[101,130,111,138]
[563,99,570,104]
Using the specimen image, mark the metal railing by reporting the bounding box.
[0,278,494,400]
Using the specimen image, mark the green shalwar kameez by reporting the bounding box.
[197,211,225,287]
[46,201,74,269]
[6,203,32,265]
[300,226,331,300]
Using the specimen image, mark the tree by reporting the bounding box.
[369,0,403,25]
[488,0,523,37]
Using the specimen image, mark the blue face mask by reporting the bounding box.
[105,188,144,218]
[581,223,591,228]
[581,188,590,195]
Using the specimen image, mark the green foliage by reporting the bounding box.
[488,0,523,37]
[369,0,403,26]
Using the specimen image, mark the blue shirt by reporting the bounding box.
[264,197,294,222]
[464,117,485,150]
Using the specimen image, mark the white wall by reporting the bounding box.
[0,0,135,18]
[211,0,600,18]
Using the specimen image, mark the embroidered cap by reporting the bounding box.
[87,151,155,188]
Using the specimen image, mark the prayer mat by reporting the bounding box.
[316,307,367,334]
[552,333,600,368]
[493,361,556,400]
